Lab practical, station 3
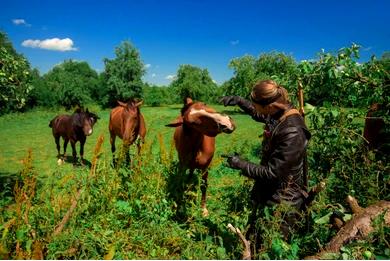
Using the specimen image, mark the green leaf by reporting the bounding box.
[314,212,332,224]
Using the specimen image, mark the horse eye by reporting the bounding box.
[90,117,95,122]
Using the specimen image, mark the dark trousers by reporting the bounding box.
[245,200,304,253]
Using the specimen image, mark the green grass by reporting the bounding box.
[0,105,261,259]
[1,104,387,260]
[0,105,259,174]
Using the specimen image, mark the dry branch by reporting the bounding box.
[305,196,390,259]
[53,135,104,237]
[53,189,82,237]
[227,223,251,260]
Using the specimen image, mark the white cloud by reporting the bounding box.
[230,40,239,46]
[22,38,77,51]
[12,19,31,27]
[165,74,176,81]
[151,73,157,78]
[144,63,151,69]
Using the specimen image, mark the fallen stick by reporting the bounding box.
[227,223,251,260]
[305,196,390,259]
[53,135,104,237]
[53,188,82,237]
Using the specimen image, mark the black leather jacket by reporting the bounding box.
[235,98,311,208]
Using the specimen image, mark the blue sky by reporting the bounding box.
[1,0,389,86]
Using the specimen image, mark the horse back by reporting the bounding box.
[49,115,73,137]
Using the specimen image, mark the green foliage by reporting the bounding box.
[0,105,389,259]
[102,41,145,107]
[222,52,298,100]
[308,106,389,205]
[143,83,172,106]
[0,42,33,114]
[222,55,257,97]
[0,31,21,58]
[169,64,218,103]
[298,44,389,108]
[36,60,99,109]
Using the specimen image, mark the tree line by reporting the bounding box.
[1,31,389,117]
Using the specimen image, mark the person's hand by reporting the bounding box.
[222,152,243,170]
[219,96,241,106]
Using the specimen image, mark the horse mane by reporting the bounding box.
[74,107,84,114]
[181,101,194,116]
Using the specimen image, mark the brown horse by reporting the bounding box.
[166,98,236,216]
[363,103,385,150]
[49,108,99,164]
[109,99,146,165]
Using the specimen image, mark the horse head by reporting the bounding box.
[117,99,143,143]
[73,108,100,136]
[166,97,235,137]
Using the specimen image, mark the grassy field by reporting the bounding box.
[0,104,264,259]
[0,105,260,174]
[1,104,387,259]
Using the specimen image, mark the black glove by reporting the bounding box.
[223,153,245,170]
[219,96,242,106]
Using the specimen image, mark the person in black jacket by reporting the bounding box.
[220,79,311,243]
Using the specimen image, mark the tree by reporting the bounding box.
[27,68,48,107]
[298,44,389,108]
[0,31,20,58]
[102,41,145,107]
[143,83,172,106]
[42,59,99,109]
[169,64,217,103]
[0,32,32,114]
[222,55,257,97]
[221,52,298,99]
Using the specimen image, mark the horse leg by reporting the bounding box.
[136,136,145,168]
[136,135,144,155]
[54,135,61,158]
[110,134,117,167]
[63,138,69,159]
[123,143,131,168]
[79,137,86,165]
[70,140,77,165]
[200,169,209,217]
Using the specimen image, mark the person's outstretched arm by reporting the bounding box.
[220,96,265,122]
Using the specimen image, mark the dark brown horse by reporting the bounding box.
[109,99,146,165]
[166,98,235,216]
[363,103,385,150]
[49,108,99,164]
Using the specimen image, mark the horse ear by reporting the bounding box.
[118,101,127,107]
[165,117,183,127]
[185,97,193,105]
[135,100,143,107]
[86,108,89,113]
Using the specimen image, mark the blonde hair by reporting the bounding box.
[251,80,290,106]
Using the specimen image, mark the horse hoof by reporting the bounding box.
[202,208,209,217]
[57,158,64,165]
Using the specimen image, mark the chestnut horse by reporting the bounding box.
[166,98,236,216]
[49,108,99,164]
[109,99,146,165]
